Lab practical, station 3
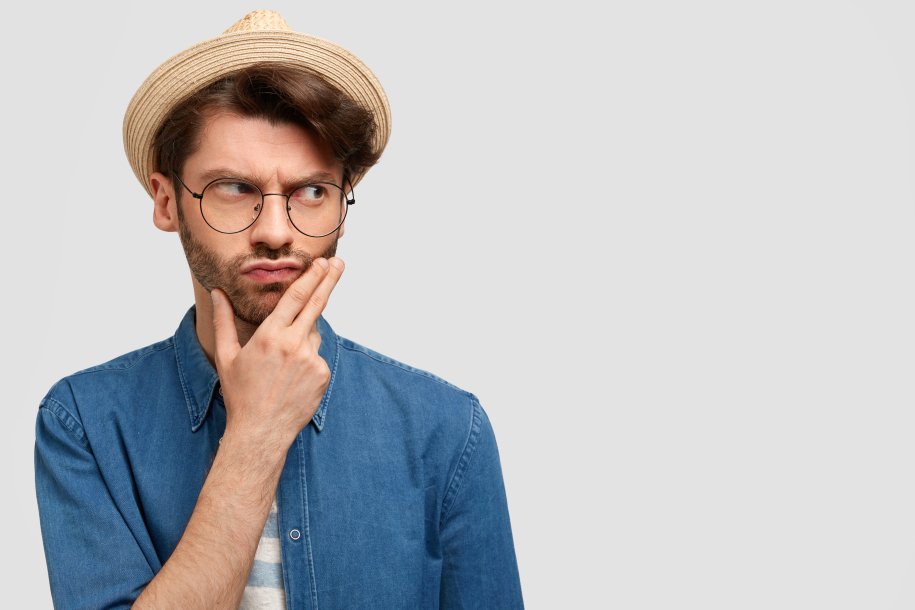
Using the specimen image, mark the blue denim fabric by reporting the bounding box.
[35,307,523,610]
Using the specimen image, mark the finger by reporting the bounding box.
[269,258,330,326]
[292,257,344,333]
[308,327,322,353]
[211,289,240,366]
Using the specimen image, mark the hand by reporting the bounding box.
[210,257,344,454]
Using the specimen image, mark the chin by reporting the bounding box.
[230,284,288,326]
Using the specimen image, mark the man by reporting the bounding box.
[34,10,523,610]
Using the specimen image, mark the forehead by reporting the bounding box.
[187,111,341,185]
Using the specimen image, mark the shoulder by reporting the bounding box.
[331,333,483,434]
[39,337,178,429]
[330,334,494,490]
[336,335,472,398]
[49,336,177,393]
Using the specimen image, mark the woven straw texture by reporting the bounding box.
[123,10,391,198]
[223,9,292,33]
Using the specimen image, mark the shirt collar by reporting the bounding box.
[173,305,339,433]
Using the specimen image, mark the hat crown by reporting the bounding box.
[124,8,391,198]
[223,10,291,35]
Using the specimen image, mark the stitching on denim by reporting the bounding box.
[40,398,158,574]
[337,338,473,398]
[446,401,484,515]
[39,399,89,450]
[173,335,199,430]
[67,340,175,376]
[420,376,430,489]
[280,495,294,608]
[312,335,341,432]
[296,433,320,609]
[441,399,474,520]
[440,397,484,526]
[188,370,220,433]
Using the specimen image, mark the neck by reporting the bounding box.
[191,275,257,368]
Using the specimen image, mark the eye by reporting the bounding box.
[291,185,326,205]
[214,181,256,196]
[302,185,325,200]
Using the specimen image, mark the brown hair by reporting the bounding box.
[152,62,380,184]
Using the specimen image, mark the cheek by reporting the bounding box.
[315,234,340,259]
[179,216,245,264]
[290,232,335,256]
[219,237,258,265]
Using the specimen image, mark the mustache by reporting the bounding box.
[232,245,314,268]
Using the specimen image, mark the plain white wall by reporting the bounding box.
[5,1,915,607]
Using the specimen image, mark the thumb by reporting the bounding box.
[211,289,240,365]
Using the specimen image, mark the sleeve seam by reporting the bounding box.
[39,398,89,450]
[440,397,484,527]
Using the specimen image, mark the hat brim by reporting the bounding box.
[123,30,391,198]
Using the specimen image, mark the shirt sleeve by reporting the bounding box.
[439,398,524,609]
[35,397,154,610]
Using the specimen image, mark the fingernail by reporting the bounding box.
[330,258,345,270]
[211,290,220,305]
[315,258,329,270]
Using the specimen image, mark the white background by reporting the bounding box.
[4,1,915,608]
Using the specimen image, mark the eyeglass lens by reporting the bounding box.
[200,179,347,236]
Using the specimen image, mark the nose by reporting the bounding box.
[248,193,296,250]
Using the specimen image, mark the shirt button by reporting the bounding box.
[218,386,223,396]
[289,529,301,540]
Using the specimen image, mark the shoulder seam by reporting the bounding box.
[440,396,484,526]
[337,339,473,397]
[39,398,89,450]
[68,340,175,377]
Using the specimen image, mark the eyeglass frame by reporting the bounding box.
[173,172,355,238]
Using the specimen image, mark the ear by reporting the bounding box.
[151,172,179,233]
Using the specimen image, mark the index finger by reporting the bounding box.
[268,258,331,326]
[291,257,344,332]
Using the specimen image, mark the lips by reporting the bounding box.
[241,259,303,284]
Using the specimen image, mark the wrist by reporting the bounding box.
[216,427,290,474]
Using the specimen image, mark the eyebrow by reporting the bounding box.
[195,167,341,190]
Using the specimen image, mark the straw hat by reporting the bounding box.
[123,10,391,198]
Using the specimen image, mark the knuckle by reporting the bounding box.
[286,285,309,304]
[299,350,317,366]
[256,332,276,352]
[307,292,326,310]
[279,338,299,357]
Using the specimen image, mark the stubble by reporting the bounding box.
[176,201,337,326]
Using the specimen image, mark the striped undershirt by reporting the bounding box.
[239,497,287,609]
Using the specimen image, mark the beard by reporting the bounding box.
[177,203,338,326]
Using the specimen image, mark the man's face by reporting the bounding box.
[175,112,344,326]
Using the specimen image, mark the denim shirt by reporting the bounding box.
[35,307,523,610]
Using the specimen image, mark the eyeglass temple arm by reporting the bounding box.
[345,175,356,205]
[173,173,203,199]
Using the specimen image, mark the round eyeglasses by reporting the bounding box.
[174,174,354,237]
